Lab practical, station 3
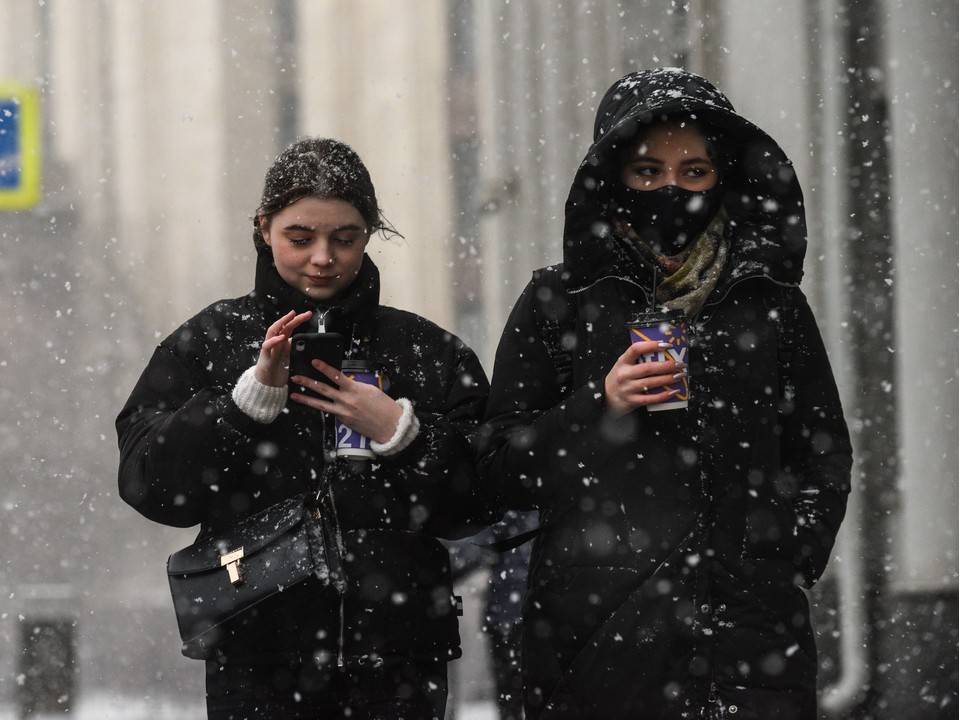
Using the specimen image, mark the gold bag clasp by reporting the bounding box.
[220,548,245,587]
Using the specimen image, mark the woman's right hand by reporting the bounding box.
[604,340,687,417]
[254,310,314,387]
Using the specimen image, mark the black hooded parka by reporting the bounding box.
[478,69,852,719]
[117,248,489,667]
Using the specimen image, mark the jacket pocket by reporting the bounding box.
[743,463,806,561]
[342,529,459,657]
[730,558,818,681]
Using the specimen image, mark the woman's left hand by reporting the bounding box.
[290,360,403,444]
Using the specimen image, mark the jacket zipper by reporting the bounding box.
[326,480,348,667]
[568,273,652,302]
[311,491,347,668]
[317,406,349,668]
[693,274,798,327]
[571,269,797,321]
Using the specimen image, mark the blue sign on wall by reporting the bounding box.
[0,83,41,210]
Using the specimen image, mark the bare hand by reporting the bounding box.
[290,360,403,444]
[254,310,314,387]
[604,340,687,417]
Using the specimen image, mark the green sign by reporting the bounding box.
[0,82,41,211]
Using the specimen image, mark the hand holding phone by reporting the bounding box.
[288,332,346,397]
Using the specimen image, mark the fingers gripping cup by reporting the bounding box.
[336,359,389,459]
[627,309,690,411]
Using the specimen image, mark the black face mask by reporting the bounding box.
[609,183,724,255]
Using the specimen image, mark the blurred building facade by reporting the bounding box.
[0,1,955,718]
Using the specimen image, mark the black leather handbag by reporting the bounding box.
[166,493,339,659]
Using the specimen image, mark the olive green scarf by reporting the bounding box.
[616,212,730,319]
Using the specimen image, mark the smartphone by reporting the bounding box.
[288,332,346,396]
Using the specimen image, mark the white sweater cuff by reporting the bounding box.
[371,398,420,456]
[232,366,288,424]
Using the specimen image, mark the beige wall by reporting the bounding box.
[885,0,959,591]
[0,0,456,353]
[297,0,454,328]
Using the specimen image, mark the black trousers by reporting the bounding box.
[205,653,448,720]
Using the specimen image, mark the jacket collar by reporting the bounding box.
[251,247,381,339]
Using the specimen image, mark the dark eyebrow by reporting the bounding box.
[680,155,715,166]
[280,222,367,233]
[630,154,665,164]
[282,223,315,233]
[629,154,714,166]
[332,224,368,234]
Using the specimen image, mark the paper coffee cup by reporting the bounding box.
[627,309,690,411]
[335,360,388,459]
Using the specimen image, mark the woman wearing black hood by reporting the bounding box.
[117,138,489,719]
[478,68,852,719]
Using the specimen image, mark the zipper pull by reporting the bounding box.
[708,682,718,703]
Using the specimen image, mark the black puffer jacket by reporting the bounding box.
[117,250,489,665]
[478,69,852,720]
